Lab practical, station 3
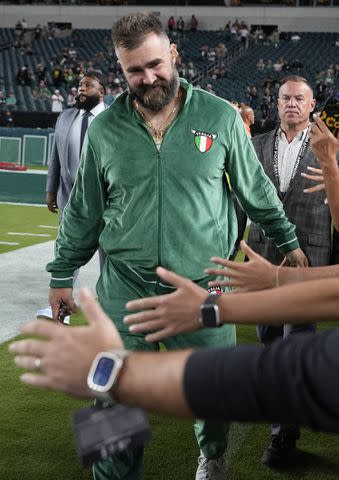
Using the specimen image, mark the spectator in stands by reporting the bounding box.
[290,58,303,73]
[5,90,17,110]
[239,24,250,48]
[265,59,274,75]
[16,65,32,86]
[34,23,42,40]
[176,16,185,33]
[52,65,64,87]
[0,89,6,108]
[167,16,175,32]
[256,58,265,71]
[21,18,27,32]
[186,61,197,81]
[190,14,198,32]
[205,83,215,94]
[67,87,77,107]
[35,63,47,84]
[32,80,51,101]
[240,104,254,137]
[51,89,64,113]
[2,110,14,127]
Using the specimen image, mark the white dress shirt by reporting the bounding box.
[277,126,309,193]
[68,101,106,182]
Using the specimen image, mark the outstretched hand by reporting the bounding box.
[205,240,276,293]
[124,267,207,342]
[9,288,123,398]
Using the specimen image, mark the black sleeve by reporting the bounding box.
[183,329,339,432]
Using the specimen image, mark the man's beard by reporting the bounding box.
[130,69,179,113]
[75,93,101,111]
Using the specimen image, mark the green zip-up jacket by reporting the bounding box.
[48,79,299,288]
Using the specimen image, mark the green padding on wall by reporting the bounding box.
[0,137,21,164]
[23,136,47,166]
[0,171,47,204]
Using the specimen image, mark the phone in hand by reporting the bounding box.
[58,302,71,324]
[319,95,339,136]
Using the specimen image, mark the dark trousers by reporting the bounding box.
[257,323,316,440]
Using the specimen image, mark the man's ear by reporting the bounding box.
[170,43,179,64]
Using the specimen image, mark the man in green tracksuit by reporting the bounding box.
[47,12,307,480]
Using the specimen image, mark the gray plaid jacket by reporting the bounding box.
[247,128,337,267]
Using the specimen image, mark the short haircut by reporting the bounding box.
[279,75,313,95]
[112,12,167,50]
[81,72,106,94]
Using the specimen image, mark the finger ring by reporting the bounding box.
[34,357,42,371]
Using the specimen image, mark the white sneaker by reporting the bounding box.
[36,306,70,325]
[195,454,226,480]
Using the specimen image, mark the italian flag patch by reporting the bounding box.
[192,130,217,153]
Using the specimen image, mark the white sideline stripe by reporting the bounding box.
[0,241,99,344]
[39,225,58,229]
[0,241,19,245]
[8,232,51,237]
[0,202,45,207]
[0,169,47,175]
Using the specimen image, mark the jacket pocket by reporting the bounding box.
[307,233,329,247]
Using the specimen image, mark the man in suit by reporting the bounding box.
[38,73,107,321]
[246,75,337,468]
[46,72,107,219]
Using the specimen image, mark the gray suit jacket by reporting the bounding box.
[46,105,108,215]
[248,128,335,267]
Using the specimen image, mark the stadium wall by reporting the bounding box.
[0,5,338,32]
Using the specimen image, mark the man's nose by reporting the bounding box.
[142,69,157,85]
[287,97,297,107]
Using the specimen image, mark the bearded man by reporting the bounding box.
[46,13,306,480]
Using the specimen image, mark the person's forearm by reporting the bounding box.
[113,350,193,417]
[184,330,339,431]
[278,263,339,285]
[219,277,339,325]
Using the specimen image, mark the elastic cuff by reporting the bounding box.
[277,238,299,254]
[49,272,74,288]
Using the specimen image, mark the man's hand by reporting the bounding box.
[285,247,309,267]
[205,240,276,292]
[9,288,123,398]
[124,267,207,342]
[46,192,58,213]
[49,287,77,321]
[302,166,325,193]
[310,114,339,168]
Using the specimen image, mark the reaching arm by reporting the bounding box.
[124,250,339,341]
[9,289,339,432]
[206,240,339,292]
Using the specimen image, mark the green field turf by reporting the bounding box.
[1,204,339,480]
[0,204,58,254]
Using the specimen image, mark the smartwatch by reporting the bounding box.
[87,350,130,402]
[200,293,222,328]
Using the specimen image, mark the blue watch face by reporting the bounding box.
[93,357,115,386]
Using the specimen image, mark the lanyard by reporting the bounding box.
[273,127,310,189]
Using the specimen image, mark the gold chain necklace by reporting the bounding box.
[134,91,181,143]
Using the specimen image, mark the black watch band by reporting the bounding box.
[200,293,222,328]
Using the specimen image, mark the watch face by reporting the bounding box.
[93,357,115,387]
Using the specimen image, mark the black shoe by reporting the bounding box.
[262,437,297,468]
